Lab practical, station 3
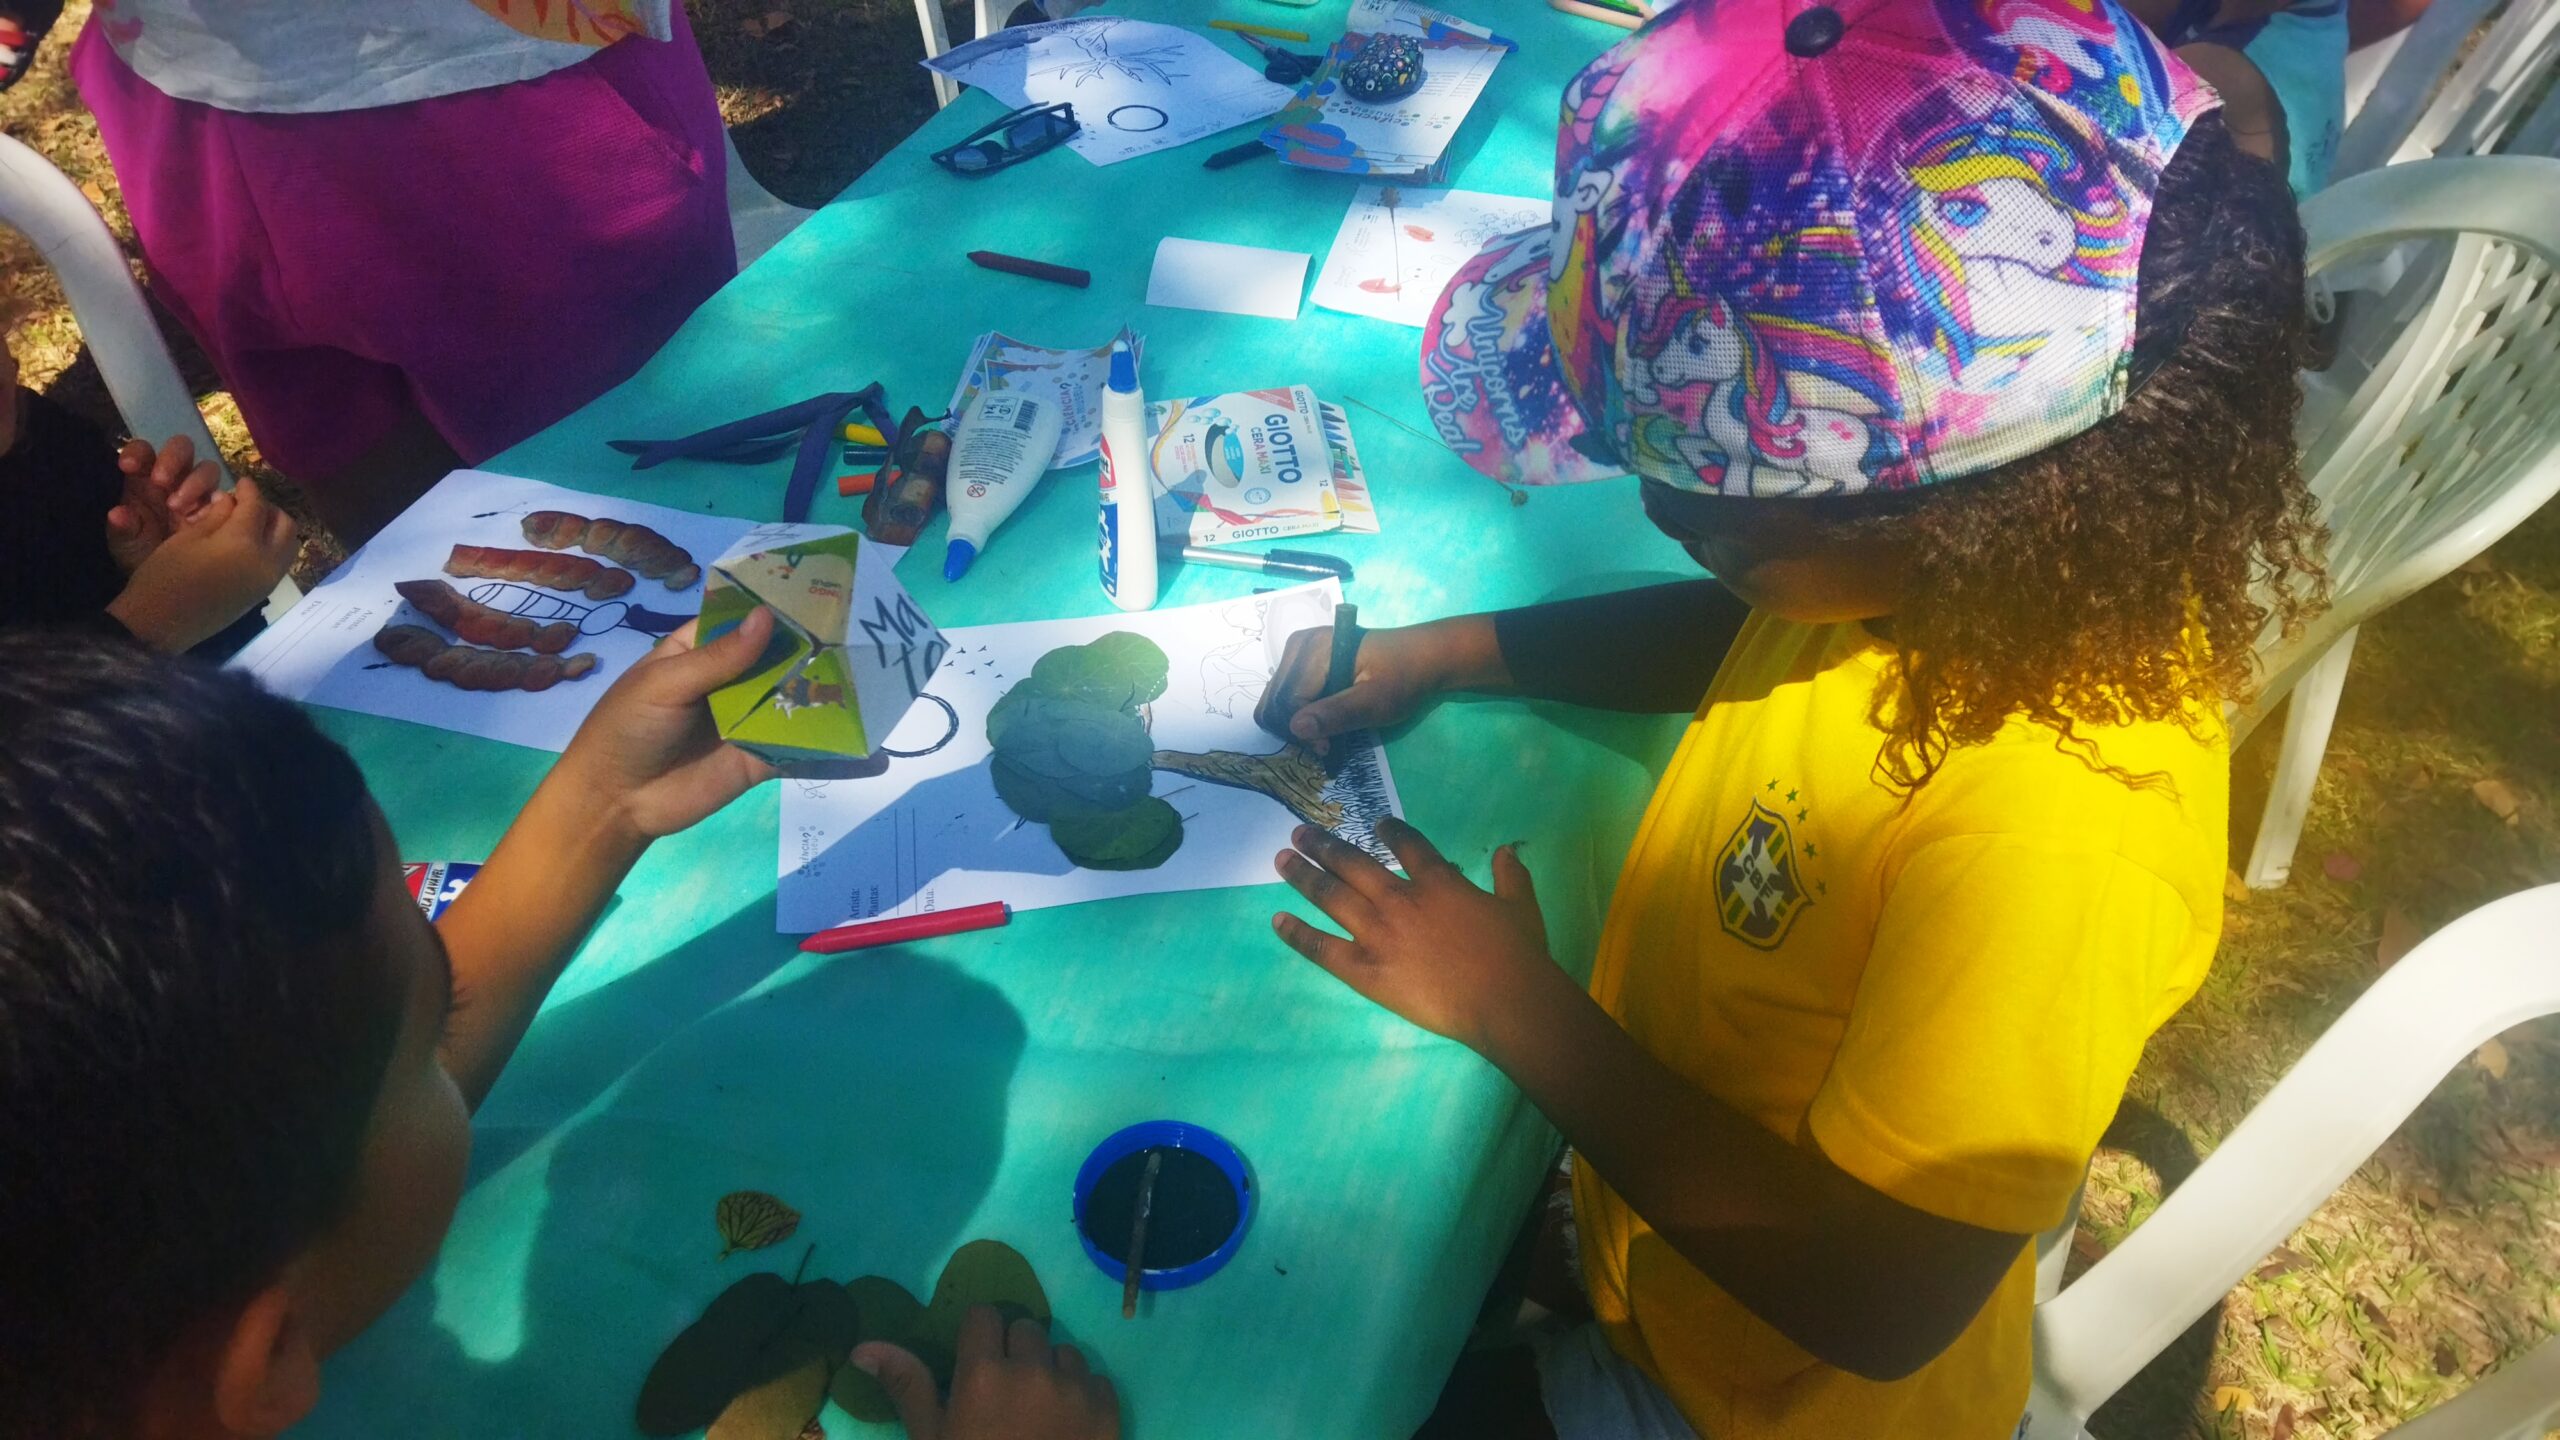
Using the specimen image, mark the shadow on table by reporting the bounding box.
[305,900,1029,1439]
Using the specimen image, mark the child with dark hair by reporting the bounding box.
[0,621,1120,1440]
[1255,1,2324,1436]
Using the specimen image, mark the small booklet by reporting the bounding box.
[1260,0,1515,182]
[1149,387,1378,546]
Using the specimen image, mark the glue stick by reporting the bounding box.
[1097,339,1158,611]
[943,390,1063,581]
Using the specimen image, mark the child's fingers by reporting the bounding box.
[1276,845,1379,933]
[1492,843,1541,910]
[847,1342,944,1440]
[1271,911,1363,980]
[953,1303,1007,1369]
[1290,824,1399,902]
[117,438,153,474]
[646,618,702,660]
[103,503,139,540]
[1374,816,1451,878]
[644,605,771,701]
[150,435,196,490]
[167,462,219,517]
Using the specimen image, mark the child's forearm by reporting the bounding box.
[1478,969,2021,1381]
[1489,580,1747,712]
[431,766,650,1110]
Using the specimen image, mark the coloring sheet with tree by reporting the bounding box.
[922,17,1294,166]
[776,580,1402,932]
[230,471,896,753]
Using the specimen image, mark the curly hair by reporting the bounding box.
[1862,111,2329,789]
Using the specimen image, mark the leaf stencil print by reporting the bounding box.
[715,1191,801,1259]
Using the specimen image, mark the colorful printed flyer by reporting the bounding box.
[1148,386,1377,546]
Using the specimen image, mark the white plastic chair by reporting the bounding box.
[2236,155,2560,888]
[2334,0,2560,180]
[721,129,813,266]
[0,132,300,619]
[914,0,1004,107]
[2021,883,2560,1438]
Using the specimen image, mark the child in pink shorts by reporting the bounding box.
[69,0,737,543]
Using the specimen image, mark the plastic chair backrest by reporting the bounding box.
[2022,883,2560,1436]
[2233,156,2560,744]
[0,133,224,475]
[720,128,814,267]
[2334,0,2560,179]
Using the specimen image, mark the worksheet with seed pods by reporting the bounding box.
[230,470,900,753]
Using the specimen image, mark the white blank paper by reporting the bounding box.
[1146,236,1311,321]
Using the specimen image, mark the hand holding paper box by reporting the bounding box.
[699,529,946,767]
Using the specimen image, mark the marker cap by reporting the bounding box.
[943,538,978,581]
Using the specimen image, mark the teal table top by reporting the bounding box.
[304,4,1697,1436]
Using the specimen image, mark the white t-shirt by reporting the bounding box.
[90,0,674,114]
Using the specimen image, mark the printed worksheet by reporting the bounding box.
[231,471,895,753]
[924,17,1294,166]
[1312,184,1550,327]
[777,581,1401,931]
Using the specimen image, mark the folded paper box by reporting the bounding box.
[700,529,946,766]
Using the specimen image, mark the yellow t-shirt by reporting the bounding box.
[1574,615,2227,1439]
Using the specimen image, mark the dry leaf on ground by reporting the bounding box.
[2472,777,2523,824]
[2324,851,2365,882]
[2378,907,2424,968]
[2475,1037,2511,1079]
[2211,1383,2257,1416]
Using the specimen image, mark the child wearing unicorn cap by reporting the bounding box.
[1255,0,2325,1434]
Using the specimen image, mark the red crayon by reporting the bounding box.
[799,900,1013,954]
[967,249,1091,288]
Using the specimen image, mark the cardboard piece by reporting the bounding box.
[699,529,947,766]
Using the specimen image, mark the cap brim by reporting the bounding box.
[1420,225,1627,487]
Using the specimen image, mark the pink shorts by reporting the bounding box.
[71,7,736,480]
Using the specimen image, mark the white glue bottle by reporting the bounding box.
[1096,339,1158,611]
[943,390,1064,581]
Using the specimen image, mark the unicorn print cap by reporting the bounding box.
[1420,0,2217,496]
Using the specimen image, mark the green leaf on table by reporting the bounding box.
[716,1191,802,1259]
[1051,797,1184,870]
[827,1276,929,1422]
[636,1270,862,1436]
[706,1356,831,1440]
[915,1239,1052,1385]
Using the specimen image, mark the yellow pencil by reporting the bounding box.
[1209,18,1311,42]
[1548,0,1647,27]
[839,422,889,447]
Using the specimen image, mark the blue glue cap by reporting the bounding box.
[1107,343,1137,394]
[943,538,978,581]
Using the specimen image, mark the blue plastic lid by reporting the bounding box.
[1106,343,1138,394]
[942,538,977,581]
[1072,1120,1253,1296]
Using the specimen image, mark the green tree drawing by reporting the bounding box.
[986,631,1343,870]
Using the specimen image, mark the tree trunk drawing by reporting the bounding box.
[1152,745,1343,828]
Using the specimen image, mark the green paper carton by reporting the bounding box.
[699,527,945,767]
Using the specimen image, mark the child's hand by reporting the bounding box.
[1272,818,1556,1051]
[849,1306,1121,1440]
[1255,615,1499,756]
[104,477,297,652]
[104,435,223,574]
[553,607,778,843]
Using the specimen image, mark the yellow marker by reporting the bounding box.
[839,422,889,447]
[1208,18,1311,41]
